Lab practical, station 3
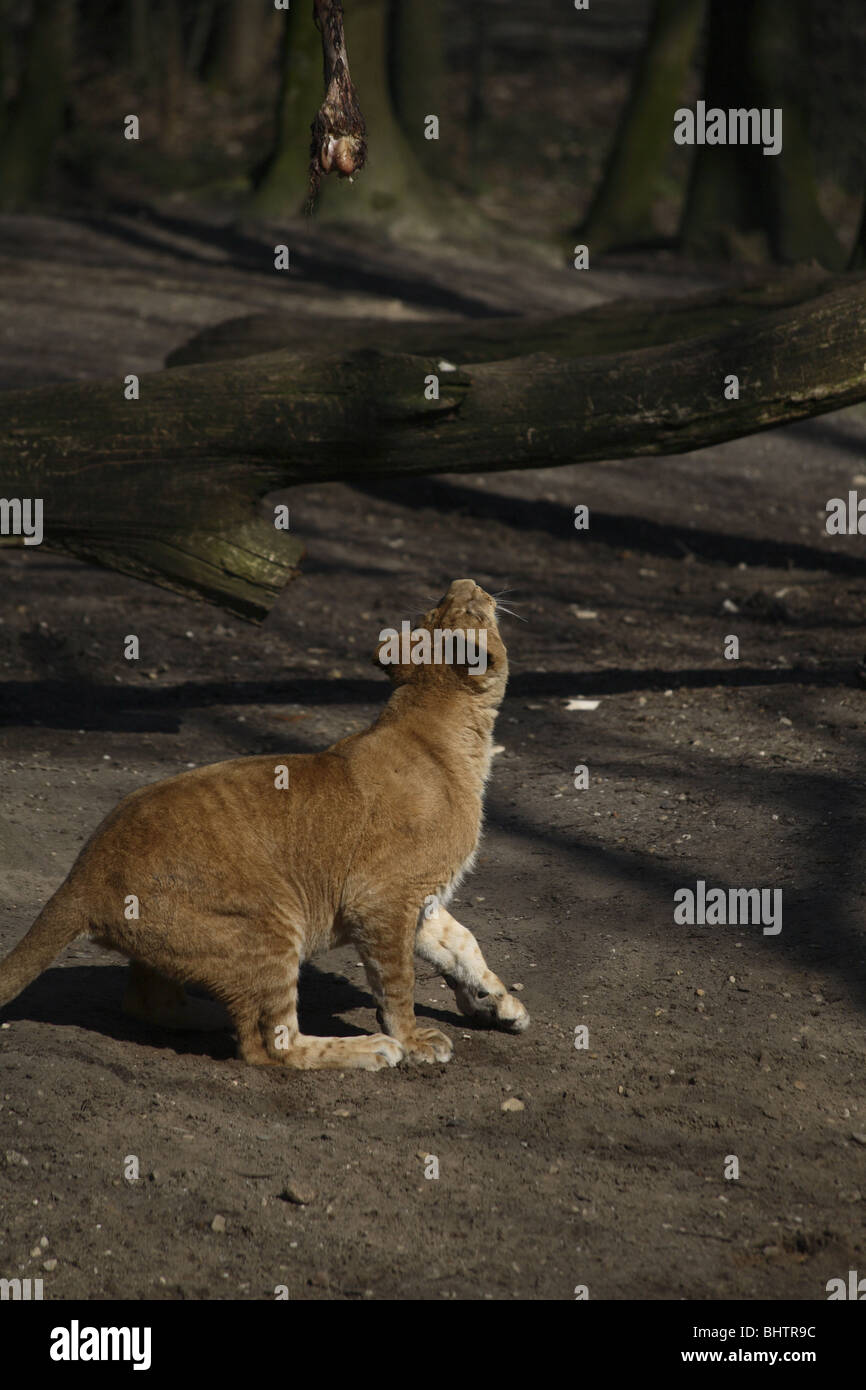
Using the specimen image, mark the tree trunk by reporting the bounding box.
[1,274,863,619]
[157,0,184,151]
[0,0,74,211]
[0,0,10,147]
[681,0,843,267]
[465,0,488,193]
[127,0,149,78]
[186,0,218,78]
[206,0,273,91]
[581,0,704,253]
[255,0,478,234]
[310,0,441,232]
[850,196,866,271]
[390,0,450,181]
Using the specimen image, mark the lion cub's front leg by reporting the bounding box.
[354,908,453,1064]
[415,904,529,1033]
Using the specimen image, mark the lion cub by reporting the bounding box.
[0,580,528,1069]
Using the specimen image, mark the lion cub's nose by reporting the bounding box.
[446,578,477,598]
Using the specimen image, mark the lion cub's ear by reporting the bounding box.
[372,610,437,685]
[457,625,507,691]
[372,634,414,686]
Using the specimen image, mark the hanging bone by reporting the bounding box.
[308,0,367,209]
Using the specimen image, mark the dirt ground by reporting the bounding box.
[1,209,865,1301]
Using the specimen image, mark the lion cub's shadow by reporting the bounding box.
[4,962,467,1061]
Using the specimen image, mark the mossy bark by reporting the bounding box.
[580,0,704,253]
[1,274,864,619]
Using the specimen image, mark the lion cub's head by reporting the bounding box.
[375,579,508,705]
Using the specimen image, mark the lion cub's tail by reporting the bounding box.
[0,889,86,1008]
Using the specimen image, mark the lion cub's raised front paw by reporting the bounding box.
[400,1027,453,1064]
[454,983,530,1033]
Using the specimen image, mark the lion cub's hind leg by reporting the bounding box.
[415,905,529,1033]
[230,948,404,1071]
[122,961,229,1032]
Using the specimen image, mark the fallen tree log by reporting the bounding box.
[166,268,838,368]
[1,273,865,620]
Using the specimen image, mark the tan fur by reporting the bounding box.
[0,580,529,1069]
